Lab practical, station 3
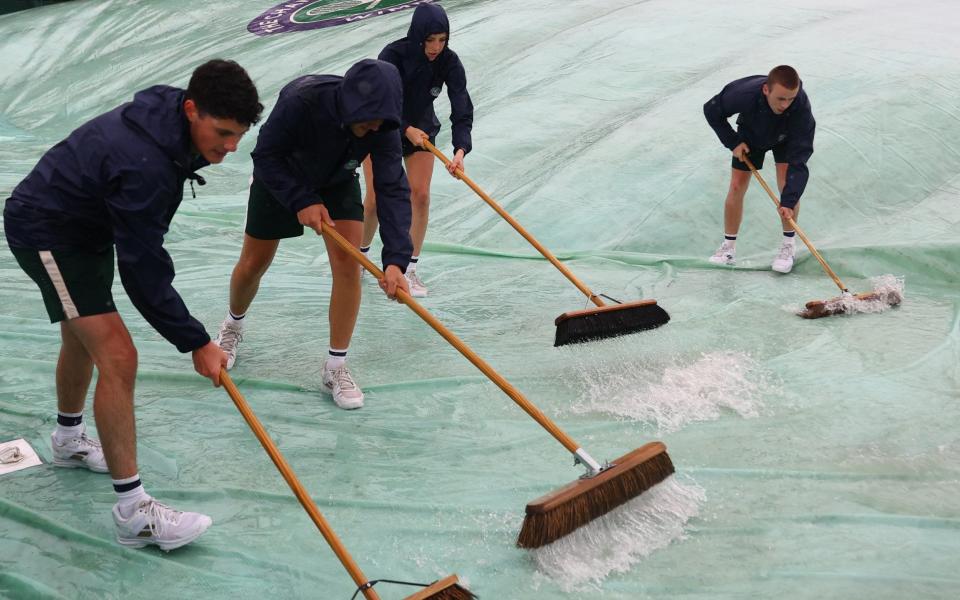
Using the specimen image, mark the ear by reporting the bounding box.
[183,98,199,123]
[761,83,770,96]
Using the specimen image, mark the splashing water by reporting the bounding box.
[571,352,770,433]
[798,274,905,317]
[530,476,705,592]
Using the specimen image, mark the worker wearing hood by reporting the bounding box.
[360,2,474,299]
[3,59,262,551]
[215,59,413,412]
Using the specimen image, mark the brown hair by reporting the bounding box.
[767,65,800,90]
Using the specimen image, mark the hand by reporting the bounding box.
[192,341,227,386]
[378,264,409,302]
[405,126,428,148]
[778,206,795,220]
[297,203,334,235]
[447,150,465,177]
[732,142,750,162]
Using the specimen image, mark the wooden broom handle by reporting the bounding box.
[742,157,849,293]
[422,139,605,308]
[220,370,380,600]
[321,223,581,454]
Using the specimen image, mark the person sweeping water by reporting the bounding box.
[359,2,474,298]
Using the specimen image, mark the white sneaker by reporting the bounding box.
[51,427,109,473]
[322,361,365,410]
[709,241,736,265]
[405,271,428,298]
[215,319,244,370]
[113,498,212,551]
[771,240,796,273]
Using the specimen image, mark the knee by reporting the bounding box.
[331,253,362,284]
[363,197,378,221]
[410,188,430,210]
[98,342,138,383]
[236,252,272,280]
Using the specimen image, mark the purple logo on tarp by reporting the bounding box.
[248,0,436,36]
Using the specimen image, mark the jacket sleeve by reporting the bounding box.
[378,45,410,134]
[106,164,209,353]
[251,94,321,213]
[446,54,473,156]
[703,81,753,151]
[780,110,816,209]
[367,130,413,271]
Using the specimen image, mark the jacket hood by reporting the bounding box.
[407,3,450,57]
[121,85,192,161]
[337,59,403,130]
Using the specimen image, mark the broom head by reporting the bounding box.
[554,300,670,346]
[517,442,674,549]
[404,575,476,600]
[799,289,902,319]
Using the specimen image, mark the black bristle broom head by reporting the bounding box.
[517,442,674,549]
[554,300,669,346]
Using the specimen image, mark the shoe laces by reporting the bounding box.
[329,366,358,391]
[218,323,243,352]
[407,272,425,288]
[777,243,795,260]
[141,500,182,537]
[78,432,101,450]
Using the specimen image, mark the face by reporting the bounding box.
[762,82,799,115]
[184,99,249,164]
[349,119,384,138]
[424,33,447,61]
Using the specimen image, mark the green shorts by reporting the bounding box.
[10,246,116,322]
[732,144,788,171]
[244,175,363,240]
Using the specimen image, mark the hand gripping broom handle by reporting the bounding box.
[320,223,604,475]
[742,156,849,294]
[422,140,606,308]
[220,370,381,600]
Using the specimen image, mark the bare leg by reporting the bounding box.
[775,162,799,230]
[229,234,280,316]
[62,313,139,479]
[57,321,94,414]
[723,169,753,236]
[323,220,363,349]
[405,151,436,257]
[360,157,378,248]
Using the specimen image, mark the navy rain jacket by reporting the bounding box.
[4,86,213,352]
[704,75,816,209]
[379,2,473,155]
[250,59,413,271]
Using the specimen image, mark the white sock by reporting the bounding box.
[113,475,151,518]
[327,348,348,370]
[723,234,737,247]
[226,310,245,328]
[407,256,419,273]
[54,411,84,441]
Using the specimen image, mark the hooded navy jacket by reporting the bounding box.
[704,75,816,209]
[378,3,473,155]
[4,86,212,352]
[250,59,413,271]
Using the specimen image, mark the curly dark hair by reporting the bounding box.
[186,59,263,126]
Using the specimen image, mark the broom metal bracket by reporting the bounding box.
[573,448,604,478]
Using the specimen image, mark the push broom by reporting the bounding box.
[421,140,670,346]
[322,223,675,549]
[220,370,474,599]
[743,157,902,318]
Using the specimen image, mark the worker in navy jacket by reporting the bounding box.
[704,65,816,274]
[4,59,262,551]
[214,59,413,411]
[360,2,473,298]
